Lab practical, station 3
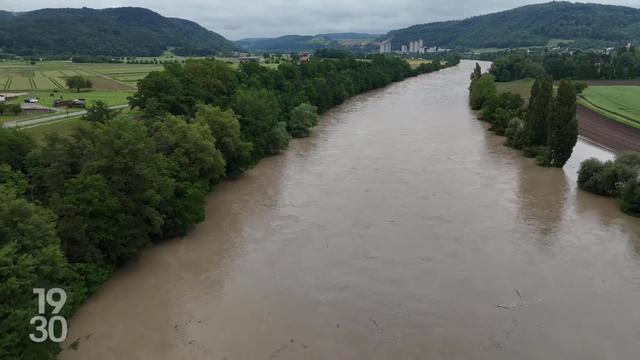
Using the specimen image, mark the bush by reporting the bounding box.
[621,178,640,216]
[577,156,638,197]
[535,146,552,167]
[288,103,318,138]
[505,118,526,149]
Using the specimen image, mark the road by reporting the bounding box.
[2,104,129,129]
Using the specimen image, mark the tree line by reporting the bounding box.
[470,63,579,168]
[0,55,458,359]
[489,47,640,82]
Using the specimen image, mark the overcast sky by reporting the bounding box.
[1,0,638,40]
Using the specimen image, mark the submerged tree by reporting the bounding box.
[288,103,318,138]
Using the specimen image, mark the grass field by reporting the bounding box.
[578,86,640,129]
[496,79,535,100]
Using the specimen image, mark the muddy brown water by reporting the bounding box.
[59,61,640,360]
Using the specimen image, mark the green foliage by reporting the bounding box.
[0,128,35,171]
[489,53,544,82]
[194,105,252,178]
[544,47,640,80]
[505,118,526,149]
[621,178,640,216]
[481,92,523,124]
[534,146,553,167]
[0,164,28,196]
[547,80,578,167]
[65,75,92,93]
[233,88,288,158]
[150,115,225,237]
[0,103,22,115]
[288,103,319,138]
[469,74,497,110]
[524,76,554,147]
[0,186,68,360]
[83,100,115,123]
[577,154,640,197]
[0,7,238,57]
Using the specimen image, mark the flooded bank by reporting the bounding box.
[60,61,640,360]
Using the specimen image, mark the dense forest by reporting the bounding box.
[0,7,238,57]
[0,55,459,359]
[386,2,640,50]
[489,47,640,82]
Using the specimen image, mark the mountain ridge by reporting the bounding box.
[0,7,238,56]
[384,1,640,49]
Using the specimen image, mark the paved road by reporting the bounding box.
[2,104,129,129]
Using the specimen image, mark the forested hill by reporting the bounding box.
[0,7,238,57]
[235,33,379,52]
[386,2,640,49]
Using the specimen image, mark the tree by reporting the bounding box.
[471,63,482,81]
[469,74,497,110]
[194,105,252,177]
[65,75,92,93]
[0,128,35,171]
[546,80,578,167]
[0,164,28,196]
[288,103,318,137]
[82,119,173,265]
[233,88,288,158]
[83,100,115,123]
[150,115,225,236]
[0,186,69,359]
[524,76,553,147]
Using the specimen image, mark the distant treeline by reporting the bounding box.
[489,47,640,82]
[0,55,459,359]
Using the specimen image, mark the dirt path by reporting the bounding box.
[577,105,640,153]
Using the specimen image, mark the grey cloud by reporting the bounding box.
[1,0,638,39]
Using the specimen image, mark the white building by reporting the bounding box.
[379,39,392,54]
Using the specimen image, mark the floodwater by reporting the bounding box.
[60,61,640,360]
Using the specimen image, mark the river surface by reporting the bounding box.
[60,61,640,360]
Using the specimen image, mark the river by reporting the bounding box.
[59,61,640,360]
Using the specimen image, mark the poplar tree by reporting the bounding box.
[548,80,578,167]
[525,75,553,146]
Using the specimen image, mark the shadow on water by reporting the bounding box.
[515,158,569,243]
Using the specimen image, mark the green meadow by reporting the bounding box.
[578,86,640,129]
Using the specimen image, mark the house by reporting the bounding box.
[298,53,312,62]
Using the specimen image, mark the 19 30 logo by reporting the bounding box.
[29,288,67,343]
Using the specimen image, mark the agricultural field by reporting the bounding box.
[578,86,640,129]
[0,60,162,91]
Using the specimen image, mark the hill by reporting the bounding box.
[385,2,640,49]
[236,33,379,52]
[0,7,238,57]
